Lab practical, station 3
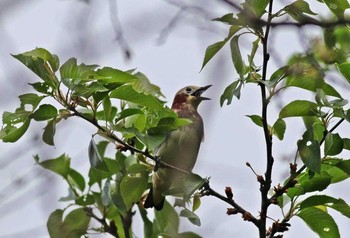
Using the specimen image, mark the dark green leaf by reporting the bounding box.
[269,66,291,87]
[47,209,64,238]
[60,57,98,81]
[192,193,201,212]
[273,118,286,140]
[63,208,91,238]
[32,104,57,121]
[324,133,343,156]
[297,207,340,238]
[322,158,349,183]
[279,100,318,118]
[133,72,164,97]
[67,169,85,192]
[246,114,263,127]
[29,82,52,95]
[120,163,149,210]
[213,13,236,25]
[178,232,202,238]
[43,119,56,146]
[101,177,113,206]
[297,129,321,173]
[287,172,332,198]
[110,85,164,110]
[220,80,242,106]
[230,35,244,78]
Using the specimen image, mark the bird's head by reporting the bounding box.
[171,85,211,111]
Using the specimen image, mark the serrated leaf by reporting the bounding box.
[297,129,321,173]
[133,72,164,97]
[324,133,343,156]
[120,163,148,210]
[279,100,318,118]
[297,207,340,238]
[43,119,56,146]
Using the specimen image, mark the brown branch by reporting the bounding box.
[201,181,261,228]
[85,207,119,237]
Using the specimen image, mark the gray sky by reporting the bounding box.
[1,0,350,237]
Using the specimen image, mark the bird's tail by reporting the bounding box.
[144,186,165,210]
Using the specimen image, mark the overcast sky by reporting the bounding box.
[1,1,350,237]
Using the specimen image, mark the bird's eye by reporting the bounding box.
[185,87,192,93]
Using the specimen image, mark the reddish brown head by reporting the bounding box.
[171,85,211,112]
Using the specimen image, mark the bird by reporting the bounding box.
[144,85,211,210]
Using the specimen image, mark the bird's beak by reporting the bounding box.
[191,85,212,101]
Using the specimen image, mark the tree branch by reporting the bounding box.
[201,181,260,228]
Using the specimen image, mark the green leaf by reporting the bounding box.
[183,174,206,201]
[269,66,291,87]
[62,208,91,238]
[133,72,164,97]
[246,114,263,127]
[43,119,56,146]
[322,0,350,18]
[213,13,236,25]
[30,82,52,95]
[0,120,30,142]
[299,195,350,219]
[297,207,340,238]
[154,200,179,236]
[120,163,149,210]
[101,177,113,206]
[230,35,244,78]
[286,76,342,98]
[96,67,137,84]
[279,100,318,118]
[12,48,59,86]
[324,133,343,156]
[336,62,350,84]
[19,93,45,110]
[47,209,64,238]
[272,118,286,140]
[220,80,242,106]
[179,208,201,226]
[60,57,98,81]
[284,0,317,16]
[37,154,71,178]
[178,232,202,238]
[201,26,241,70]
[192,193,201,212]
[321,158,349,183]
[110,85,164,110]
[297,129,321,173]
[67,169,85,192]
[31,104,58,121]
[287,172,332,198]
[88,138,109,171]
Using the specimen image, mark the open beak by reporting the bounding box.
[191,85,212,100]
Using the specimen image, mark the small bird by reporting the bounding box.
[144,85,211,210]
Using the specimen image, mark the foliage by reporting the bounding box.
[2,0,350,238]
